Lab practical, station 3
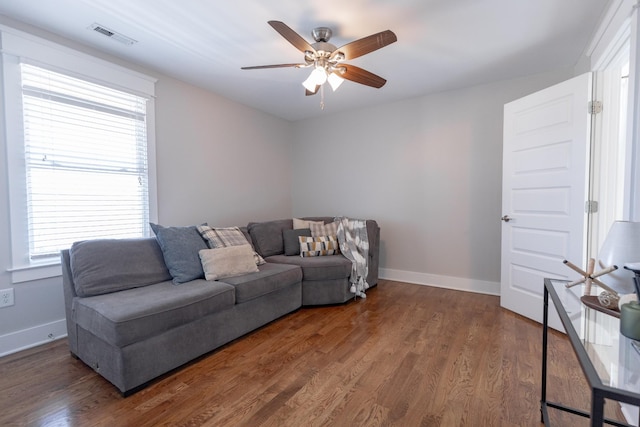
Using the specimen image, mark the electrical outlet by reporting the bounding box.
[0,288,15,308]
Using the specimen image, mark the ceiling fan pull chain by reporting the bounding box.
[320,84,325,110]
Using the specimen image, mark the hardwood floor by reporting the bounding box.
[0,280,627,426]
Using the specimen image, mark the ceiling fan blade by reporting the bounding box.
[268,21,315,54]
[331,30,397,60]
[241,63,306,70]
[338,65,387,88]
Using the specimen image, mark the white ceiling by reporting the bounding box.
[0,0,609,121]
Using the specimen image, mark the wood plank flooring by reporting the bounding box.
[0,280,627,426]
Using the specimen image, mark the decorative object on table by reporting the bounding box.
[564,258,595,293]
[584,258,595,295]
[619,262,640,309]
[619,263,640,337]
[563,258,617,295]
[623,262,640,297]
[596,291,620,309]
[597,221,640,295]
[563,258,619,308]
[620,301,640,340]
[580,295,621,317]
[618,293,639,310]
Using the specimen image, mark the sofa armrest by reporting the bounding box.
[60,249,78,355]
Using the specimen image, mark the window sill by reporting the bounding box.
[8,262,61,284]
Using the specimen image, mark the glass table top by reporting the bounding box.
[547,279,640,399]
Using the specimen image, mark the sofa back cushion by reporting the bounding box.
[69,238,172,297]
[247,219,293,257]
[283,228,312,256]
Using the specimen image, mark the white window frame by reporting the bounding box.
[586,0,640,222]
[1,26,158,283]
[588,37,630,258]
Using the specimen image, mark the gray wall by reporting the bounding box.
[154,76,293,227]
[291,69,573,292]
[0,17,573,355]
[0,20,293,355]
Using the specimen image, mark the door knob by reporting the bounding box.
[501,215,512,222]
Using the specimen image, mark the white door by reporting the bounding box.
[501,73,593,331]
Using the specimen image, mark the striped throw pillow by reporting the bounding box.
[299,235,340,257]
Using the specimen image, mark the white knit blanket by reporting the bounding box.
[335,217,369,299]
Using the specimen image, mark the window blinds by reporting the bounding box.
[20,63,150,259]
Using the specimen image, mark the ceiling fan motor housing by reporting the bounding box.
[311,42,337,56]
[312,27,332,42]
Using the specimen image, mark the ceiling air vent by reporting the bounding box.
[88,23,137,46]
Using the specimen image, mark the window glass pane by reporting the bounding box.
[20,63,149,259]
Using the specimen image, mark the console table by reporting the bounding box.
[542,278,640,426]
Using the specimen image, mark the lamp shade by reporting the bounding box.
[302,73,318,92]
[302,68,328,92]
[327,72,344,91]
[597,221,640,295]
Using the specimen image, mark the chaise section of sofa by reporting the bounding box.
[247,217,380,305]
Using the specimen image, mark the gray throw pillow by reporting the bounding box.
[283,228,312,256]
[247,219,293,257]
[150,223,208,284]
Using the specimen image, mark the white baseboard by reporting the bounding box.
[0,319,67,357]
[379,268,500,296]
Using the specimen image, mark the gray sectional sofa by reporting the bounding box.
[61,217,380,395]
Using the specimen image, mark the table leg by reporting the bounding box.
[590,390,604,426]
[541,285,549,423]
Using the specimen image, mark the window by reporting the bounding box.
[1,26,157,282]
[588,36,631,259]
[21,63,150,259]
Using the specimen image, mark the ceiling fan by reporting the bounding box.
[241,21,397,97]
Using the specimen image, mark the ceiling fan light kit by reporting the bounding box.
[242,21,397,108]
[303,67,327,91]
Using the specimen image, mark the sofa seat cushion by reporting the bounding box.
[220,262,302,304]
[73,279,235,347]
[265,254,352,281]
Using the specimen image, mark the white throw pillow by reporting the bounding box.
[293,218,324,230]
[196,225,266,265]
[199,245,259,280]
[310,220,339,237]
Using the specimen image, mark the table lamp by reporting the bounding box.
[597,221,640,295]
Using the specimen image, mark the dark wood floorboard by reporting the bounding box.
[0,280,627,426]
